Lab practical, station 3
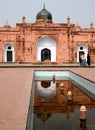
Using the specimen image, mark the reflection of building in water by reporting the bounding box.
[34,80,95,118]
[36,113,51,122]
[41,81,51,88]
[35,80,56,100]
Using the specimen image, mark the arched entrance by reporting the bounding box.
[41,48,51,61]
[77,44,88,62]
[4,44,15,62]
[36,36,56,62]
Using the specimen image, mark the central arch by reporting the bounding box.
[36,36,56,62]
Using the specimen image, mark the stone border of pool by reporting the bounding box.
[26,74,35,130]
[69,71,95,100]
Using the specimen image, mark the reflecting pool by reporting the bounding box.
[33,80,95,130]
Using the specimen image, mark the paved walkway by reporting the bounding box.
[0,66,95,130]
[0,68,34,130]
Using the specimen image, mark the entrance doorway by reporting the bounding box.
[7,51,12,62]
[41,48,51,61]
[77,44,88,62]
[79,51,85,60]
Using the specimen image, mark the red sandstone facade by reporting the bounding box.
[0,7,95,64]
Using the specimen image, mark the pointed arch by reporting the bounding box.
[36,36,56,62]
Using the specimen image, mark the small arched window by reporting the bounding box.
[80,46,83,50]
[8,46,11,50]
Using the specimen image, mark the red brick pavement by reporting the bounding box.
[68,68,95,83]
[0,68,34,130]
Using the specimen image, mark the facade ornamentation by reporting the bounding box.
[0,6,95,63]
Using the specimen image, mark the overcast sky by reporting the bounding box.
[0,0,95,28]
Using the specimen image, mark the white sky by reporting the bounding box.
[0,0,95,28]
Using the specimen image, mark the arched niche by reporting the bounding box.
[36,36,56,62]
[77,44,88,62]
[3,43,15,62]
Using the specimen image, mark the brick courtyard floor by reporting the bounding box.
[0,68,34,130]
[0,65,95,130]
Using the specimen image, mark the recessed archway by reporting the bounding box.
[36,36,56,62]
[77,44,88,62]
[3,43,15,62]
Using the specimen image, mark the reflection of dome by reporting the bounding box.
[36,81,56,100]
[37,114,51,122]
[36,5,52,23]
[41,81,51,88]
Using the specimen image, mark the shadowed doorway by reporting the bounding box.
[41,48,51,61]
[4,44,15,62]
[7,51,12,62]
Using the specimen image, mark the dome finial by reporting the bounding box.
[22,15,26,23]
[43,3,45,9]
[4,20,11,28]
